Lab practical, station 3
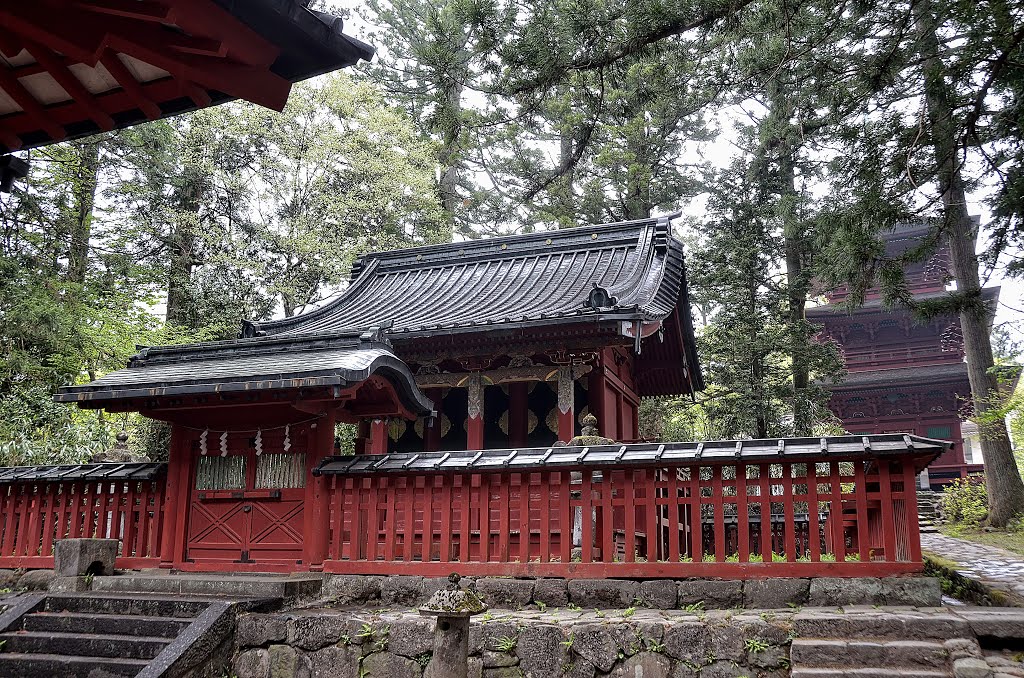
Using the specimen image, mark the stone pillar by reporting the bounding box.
[466,374,484,451]
[420,574,486,678]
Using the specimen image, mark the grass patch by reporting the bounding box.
[940,525,1024,557]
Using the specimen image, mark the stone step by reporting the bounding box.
[43,593,209,618]
[92,573,323,600]
[792,638,948,669]
[20,610,193,637]
[793,611,971,640]
[0,652,149,678]
[0,629,170,660]
[792,669,949,678]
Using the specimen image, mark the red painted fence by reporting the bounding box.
[322,456,926,578]
[0,471,165,569]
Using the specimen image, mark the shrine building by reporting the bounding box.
[0,217,950,579]
[53,217,702,570]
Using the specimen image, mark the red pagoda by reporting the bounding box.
[808,223,995,487]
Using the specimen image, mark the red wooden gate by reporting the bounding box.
[186,436,306,567]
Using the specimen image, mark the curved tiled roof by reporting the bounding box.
[56,329,433,416]
[245,216,689,339]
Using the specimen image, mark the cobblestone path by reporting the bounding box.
[921,532,1024,601]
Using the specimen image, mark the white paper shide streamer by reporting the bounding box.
[219,431,228,457]
[254,428,263,456]
[283,424,291,452]
[199,428,209,455]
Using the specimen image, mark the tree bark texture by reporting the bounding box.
[913,0,1024,524]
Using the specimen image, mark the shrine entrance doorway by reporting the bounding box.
[184,429,308,569]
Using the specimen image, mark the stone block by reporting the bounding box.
[808,577,882,606]
[468,657,483,678]
[482,650,519,668]
[476,578,535,609]
[325,575,383,605]
[0,569,17,589]
[381,576,425,607]
[48,575,90,592]
[238,614,289,648]
[954,657,995,678]
[16,569,55,591]
[568,579,639,608]
[470,621,521,654]
[308,645,363,678]
[709,624,744,659]
[533,578,568,607]
[700,661,745,678]
[743,578,809,608]
[515,624,568,677]
[677,580,742,609]
[421,577,455,603]
[234,648,271,678]
[638,580,677,609]
[288,614,356,651]
[608,652,671,678]
[945,638,983,661]
[482,668,523,678]
[53,538,118,576]
[880,577,942,607]
[387,617,435,658]
[269,644,311,678]
[361,651,423,678]
[663,622,712,665]
[572,623,619,672]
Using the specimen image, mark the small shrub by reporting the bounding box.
[941,477,988,526]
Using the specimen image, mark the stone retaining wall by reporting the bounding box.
[324,575,942,610]
[233,607,797,678]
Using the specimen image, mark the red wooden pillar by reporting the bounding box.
[509,382,528,448]
[369,419,388,455]
[160,424,192,568]
[557,366,575,443]
[466,375,484,451]
[304,414,335,568]
[425,388,443,452]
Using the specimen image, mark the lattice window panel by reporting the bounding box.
[195,455,246,490]
[255,453,306,489]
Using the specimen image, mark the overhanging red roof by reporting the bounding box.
[0,0,374,153]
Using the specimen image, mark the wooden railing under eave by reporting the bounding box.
[314,435,946,578]
[0,463,165,569]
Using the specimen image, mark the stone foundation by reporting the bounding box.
[325,575,942,610]
[233,607,797,678]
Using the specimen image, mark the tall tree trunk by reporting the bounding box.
[764,81,811,435]
[914,0,1024,524]
[66,139,101,285]
[436,77,463,240]
[165,172,202,327]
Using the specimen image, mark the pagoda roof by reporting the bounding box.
[0,0,374,153]
[807,286,1000,318]
[832,362,970,390]
[55,328,433,416]
[246,216,695,339]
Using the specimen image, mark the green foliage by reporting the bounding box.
[941,477,989,527]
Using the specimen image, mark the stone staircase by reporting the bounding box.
[0,592,272,677]
[917,490,941,534]
[790,609,981,678]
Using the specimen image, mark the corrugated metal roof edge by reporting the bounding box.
[0,462,166,484]
[313,434,949,476]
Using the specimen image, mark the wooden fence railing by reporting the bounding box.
[0,464,165,569]
[318,438,936,578]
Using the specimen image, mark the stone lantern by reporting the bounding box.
[419,573,487,678]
